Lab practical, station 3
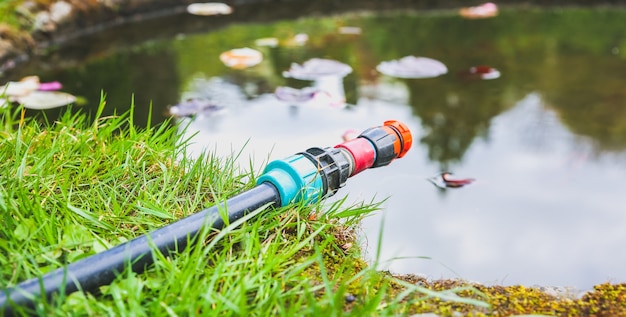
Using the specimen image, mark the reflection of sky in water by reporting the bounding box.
[363,94,626,290]
[179,77,626,290]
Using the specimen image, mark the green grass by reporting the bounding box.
[0,1,20,28]
[0,97,490,316]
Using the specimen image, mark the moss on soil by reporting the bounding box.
[384,276,626,316]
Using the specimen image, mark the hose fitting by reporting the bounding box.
[335,120,412,175]
[357,120,412,168]
[299,147,352,197]
[256,121,413,205]
[256,154,323,207]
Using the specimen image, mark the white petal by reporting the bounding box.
[187,3,233,16]
[16,91,77,110]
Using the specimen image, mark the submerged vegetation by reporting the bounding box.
[1,99,625,316]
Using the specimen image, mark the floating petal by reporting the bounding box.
[459,2,498,19]
[274,86,321,103]
[377,56,448,79]
[442,172,475,188]
[219,48,263,69]
[428,172,475,189]
[459,65,501,80]
[15,91,77,110]
[168,98,225,117]
[338,26,362,35]
[38,81,63,91]
[341,129,359,142]
[291,33,309,46]
[187,3,233,16]
[292,33,309,45]
[255,37,279,47]
[284,33,309,47]
[1,77,39,97]
[282,58,353,80]
[470,65,501,80]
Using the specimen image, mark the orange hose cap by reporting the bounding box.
[384,120,412,158]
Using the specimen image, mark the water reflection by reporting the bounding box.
[359,93,626,290]
[3,7,626,290]
[171,8,626,290]
[404,76,504,171]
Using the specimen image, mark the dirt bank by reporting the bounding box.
[1,0,198,73]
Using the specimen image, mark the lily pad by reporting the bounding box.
[377,56,448,79]
[282,58,353,80]
[15,91,77,110]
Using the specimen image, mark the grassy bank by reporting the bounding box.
[2,96,626,315]
[0,98,493,315]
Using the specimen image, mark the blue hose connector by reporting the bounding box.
[256,154,324,206]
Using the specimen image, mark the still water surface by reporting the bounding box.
[4,6,626,290]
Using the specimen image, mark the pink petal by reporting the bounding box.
[38,81,63,91]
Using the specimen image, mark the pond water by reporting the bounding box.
[3,6,626,291]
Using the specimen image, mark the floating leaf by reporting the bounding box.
[187,3,233,16]
[15,91,77,109]
[282,58,353,80]
[219,47,263,69]
[428,172,475,189]
[168,98,225,117]
[459,2,498,19]
[377,56,448,79]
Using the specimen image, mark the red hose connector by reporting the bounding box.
[335,120,412,176]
